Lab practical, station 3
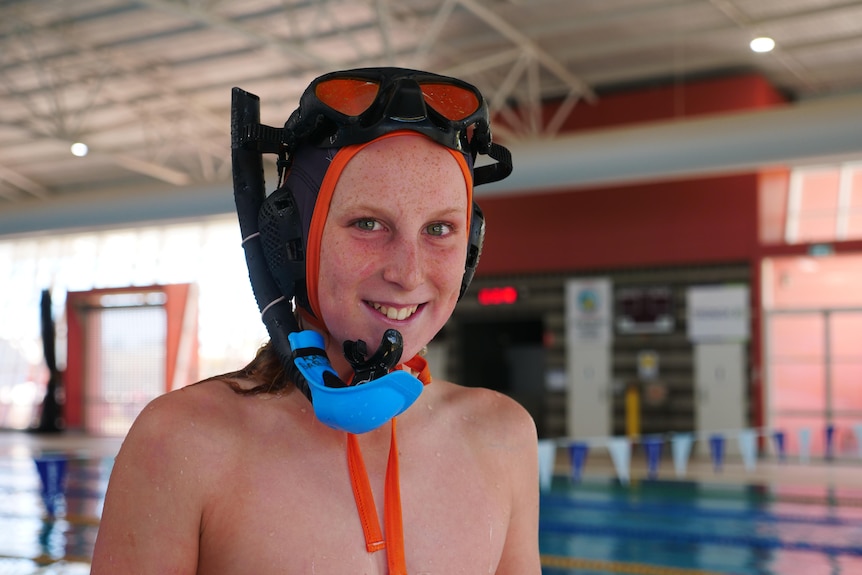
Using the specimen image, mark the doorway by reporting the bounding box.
[65,284,198,435]
[83,303,166,436]
[460,319,546,433]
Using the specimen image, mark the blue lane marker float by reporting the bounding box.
[33,455,68,517]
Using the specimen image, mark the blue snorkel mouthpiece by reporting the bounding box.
[289,331,423,434]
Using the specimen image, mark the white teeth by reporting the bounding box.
[371,302,419,320]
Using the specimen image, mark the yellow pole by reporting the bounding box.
[625,383,640,439]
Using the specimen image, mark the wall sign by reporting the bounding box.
[687,285,750,342]
[566,278,612,344]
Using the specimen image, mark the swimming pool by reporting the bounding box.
[3,447,862,574]
[540,475,862,575]
[0,453,104,574]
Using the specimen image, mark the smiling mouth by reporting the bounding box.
[369,302,420,321]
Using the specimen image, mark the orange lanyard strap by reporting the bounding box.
[397,355,430,386]
[383,419,406,572]
[347,432,386,552]
[346,356,431,574]
[347,422,406,573]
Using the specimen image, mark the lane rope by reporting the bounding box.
[541,554,739,575]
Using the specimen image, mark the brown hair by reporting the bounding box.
[204,340,293,395]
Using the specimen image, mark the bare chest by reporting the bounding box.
[197,435,510,574]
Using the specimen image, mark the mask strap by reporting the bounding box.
[473,141,513,186]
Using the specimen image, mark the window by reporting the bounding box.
[785,163,862,243]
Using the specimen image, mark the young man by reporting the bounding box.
[91,68,540,574]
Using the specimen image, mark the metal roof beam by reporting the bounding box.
[455,0,596,103]
[0,164,50,200]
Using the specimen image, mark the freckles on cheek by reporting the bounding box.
[323,238,377,285]
[438,249,468,290]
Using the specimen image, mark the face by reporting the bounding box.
[317,134,469,370]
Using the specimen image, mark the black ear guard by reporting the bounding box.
[258,183,486,313]
[461,202,485,299]
[258,186,307,308]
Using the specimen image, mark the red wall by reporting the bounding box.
[547,72,787,132]
[478,72,785,275]
[478,174,759,275]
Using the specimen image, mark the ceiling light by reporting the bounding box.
[750,36,775,53]
[70,142,89,157]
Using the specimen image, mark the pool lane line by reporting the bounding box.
[539,520,862,556]
[540,494,862,527]
[777,493,862,508]
[55,512,101,527]
[551,480,862,508]
[0,552,92,567]
[0,510,101,527]
[541,555,740,575]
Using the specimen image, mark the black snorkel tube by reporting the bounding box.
[231,88,423,434]
[231,88,304,389]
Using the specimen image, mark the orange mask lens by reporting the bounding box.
[420,83,480,121]
[315,78,380,116]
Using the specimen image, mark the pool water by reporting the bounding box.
[540,476,862,575]
[0,454,108,574]
[3,450,862,574]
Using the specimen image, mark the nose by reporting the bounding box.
[382,234,424,291]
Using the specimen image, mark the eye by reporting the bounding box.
[426,222,454,237]
[353,218,381,232]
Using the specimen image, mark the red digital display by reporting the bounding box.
[477,286,518,306]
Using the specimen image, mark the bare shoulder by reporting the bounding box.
[123,378,244,453]
[92,377,259,573]
[110,378,253,491]
[425,379,538,448]
[422,381,541,574]
[416,379,541,572]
